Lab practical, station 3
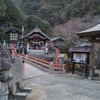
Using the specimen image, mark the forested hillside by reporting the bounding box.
[19,0,100,26]
[1,0,100,46]
[18,0,100,42]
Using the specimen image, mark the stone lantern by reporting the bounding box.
[0,43,14,100]
[0,58,13,100]
[53,39,63,47]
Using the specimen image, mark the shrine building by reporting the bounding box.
[22,25,50,55]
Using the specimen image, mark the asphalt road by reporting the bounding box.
[24,63,100,100]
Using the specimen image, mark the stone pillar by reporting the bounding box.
[49,57,54,73]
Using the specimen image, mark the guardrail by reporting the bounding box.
[20,54,66,74]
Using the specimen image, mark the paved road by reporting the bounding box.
[24,63,48,79]
[24,63,100,100]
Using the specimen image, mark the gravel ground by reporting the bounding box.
[24,73,100,100]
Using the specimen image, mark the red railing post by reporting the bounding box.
[55,47,58,64]
[12,42,15,57]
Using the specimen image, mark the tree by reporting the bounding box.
[0,0,22,43]
[0,0,6,17]
[23,1,41,15]
[5,0,21,26]
[26,15,52,36]
[65,4,71,19]
[0,33,4,43]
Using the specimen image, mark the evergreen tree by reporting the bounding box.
[0,0,6,17]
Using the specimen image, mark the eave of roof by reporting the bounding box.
[50,36,64,41]
[77,22,100,38]
[5,27,22,35]
[22,26,50,40]
[69,46,91,53]
[27,34,46,40]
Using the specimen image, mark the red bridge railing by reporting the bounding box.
[20,54,66,74]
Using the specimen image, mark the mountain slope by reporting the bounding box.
[17,0,100,26]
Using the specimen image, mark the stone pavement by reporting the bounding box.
[24,63,48,79]
[24,63,100,100]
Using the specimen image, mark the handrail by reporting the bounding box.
[20,54,66,73]
[28,55,49,64]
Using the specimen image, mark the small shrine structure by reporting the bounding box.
[77,21,100,80]
[22,25,50,55]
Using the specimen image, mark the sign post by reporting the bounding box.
[69,46,91,77]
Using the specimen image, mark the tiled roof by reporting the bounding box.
[22,26,50,40]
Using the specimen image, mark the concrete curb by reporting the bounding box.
[23,73,49,80]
